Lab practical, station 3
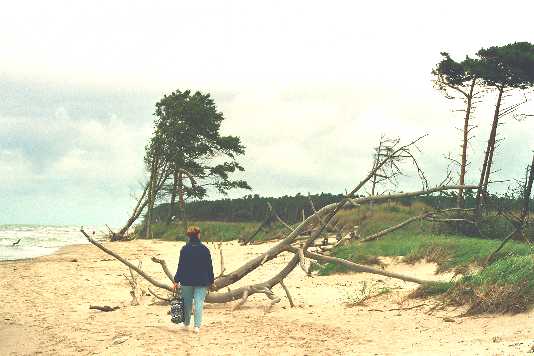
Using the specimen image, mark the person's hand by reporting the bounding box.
[208,283,216,291]
[172,282,179,291]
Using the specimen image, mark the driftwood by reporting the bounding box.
[360,207,479,243]
[81,230,171,291]
[285,246,430,285]
[240,202,294,245]
[80,184,475,306]
[240,203,274,245]
[279,279,295,307]
[123,261,143,306]
[216,239,226,278]
[231,290,249,311]
[89,305,120,312]
[82,136,482,309]
[150,257,174,282]
[361,212,432,242]
[148,287,171,302]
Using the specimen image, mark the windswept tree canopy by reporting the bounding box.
[474,42,534,89]
[432,52,477,90]
[146,90,251,200]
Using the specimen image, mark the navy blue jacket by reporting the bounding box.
[174,236,214,287]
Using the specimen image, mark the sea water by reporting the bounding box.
[0,225,107,261]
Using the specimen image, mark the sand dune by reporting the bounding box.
[1,239,532,355]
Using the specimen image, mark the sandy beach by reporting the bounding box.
[1,239,532,355]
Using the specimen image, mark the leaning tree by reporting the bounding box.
[432,52,482,208]
[150,90,251,230]
[114,90,251,239]
[472,42,534,217]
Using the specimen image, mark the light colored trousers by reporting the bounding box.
[181,286,208,328]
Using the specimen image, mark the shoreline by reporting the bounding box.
[0,224,105,262]
[1,239,533,355]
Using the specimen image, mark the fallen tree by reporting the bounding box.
[81,183,477,306]
[82,136,481,308]
[115,163,170,239]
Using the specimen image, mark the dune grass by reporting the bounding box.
[140,202,533,313]
[142,220,286,242]
[323,204,533,313]
[446,255,534,313]
[316,232,532,275]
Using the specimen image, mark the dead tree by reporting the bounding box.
[369,136,404,197]
[485,153,534,264]
[116,162,169,239]
[474,87,504,218]
[145,157,160,239]
[81,135,481,310]
[240,202,293,245]
[432,54,481,209]
[81,183,476,307]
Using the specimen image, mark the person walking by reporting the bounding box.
[173,226,214,333]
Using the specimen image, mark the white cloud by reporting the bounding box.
[1,0,534,224]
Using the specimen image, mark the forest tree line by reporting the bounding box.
[149,189,532,224]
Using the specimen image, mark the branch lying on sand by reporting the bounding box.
[148,287,171,302]
[81,229,172,291]
[279,279,295,307]
[240,202,294,245]
[213,185,478,291]
[89,305,120,312]
[360,207,479,243]
[284,246,431,285]
[240,203,273,245]
[150,257,174,282]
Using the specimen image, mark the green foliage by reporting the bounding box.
[150,190,532,229]
[447,256,534,313]
[140,220,285,242]
[320,230,531,275]
[146,89,251,202]
[462,256,534,288]
[318,205,534,312]
[334,201,432,237]
[432,52,477,89]
[475,42,534,89]
[411,257,534,313]
[410,281,453,298]
[153,192,345,224]
[434,42,534,94]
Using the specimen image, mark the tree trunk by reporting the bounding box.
[475,86,504,218]
[177,171,187,234]
[118,183,150,236]
[167,169,179,224]
[485,154,534,264]
[520,154,534,222]
[457,78,476,209]
[145,158,159,239]
[118,162,169,237]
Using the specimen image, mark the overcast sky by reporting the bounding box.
[1,1,533,226]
